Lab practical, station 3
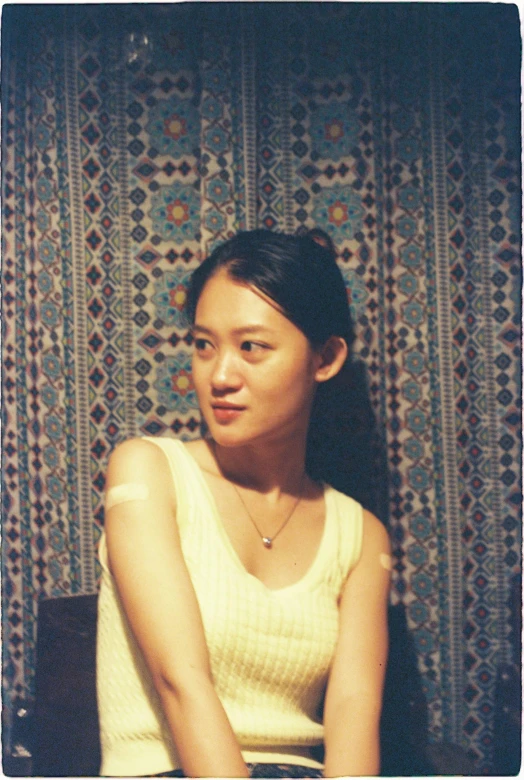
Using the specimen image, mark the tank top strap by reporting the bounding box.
[141,436,199,535]
[323,487,364,586]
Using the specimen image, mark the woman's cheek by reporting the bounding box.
[191,362,207,397]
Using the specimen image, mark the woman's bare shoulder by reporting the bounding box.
[107,437,171,483]
[362,508,391,556]
[111,436,161,455]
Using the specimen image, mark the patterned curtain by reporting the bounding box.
[2,3,520,772]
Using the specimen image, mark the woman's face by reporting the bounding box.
[191,267,321,449]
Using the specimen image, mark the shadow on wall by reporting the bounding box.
[307,358,390,524]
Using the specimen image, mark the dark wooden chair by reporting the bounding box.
[379,603,434,775]
[28,594,435,776]
[20,594,492,776]
[32,593,100,776]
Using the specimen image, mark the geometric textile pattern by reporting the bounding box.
[1,4,520,773]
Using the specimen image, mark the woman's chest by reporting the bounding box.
[178,488,344,691]
[184,538,341,686]
[200,473,327,590]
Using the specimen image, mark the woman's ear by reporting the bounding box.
[314,336,348,383]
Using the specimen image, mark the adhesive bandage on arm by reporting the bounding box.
[379,553,392,571]
[105,483,150,511]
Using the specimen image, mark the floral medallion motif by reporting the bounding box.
[203,125,228,155]
[37,271,53,294]
[309,32,347,79]
[392,107,415,134]
[412,573,434,599]
[33,61,51,89]
[36,209,51,231]
[406,407,427,433]
[44,413,63,441]
[150,182,200,243]
[398,272,419,296]
[408,465,430,491]
[409,600,430,624]
[201,96,223,121]
[404,349,425,376]
[38,239,56,265]
[398,183,422,212]
[396,136,421,165]
[410,513,432,540]
[41,385,58,408]
[152,267,193,328]
[396,215,417,238]
[402,300,424,326]
[32,92,46,118]
[312,185,364,241]
[408,543,428,567]
[150,28,195,73]
[203,208,226,233]
[205,175,230,205]
[49,526,66,554]
[400,243,422,268]
[205,65,228,95]
[402,380,421,403]
[36,174,53,203]
[146,97,199,158]
[35,121,51,151]
[310,101,359,161]
[404,437,424,460]
[41,301,59,329]
[42,353,61,380]
[46,475,64,502]
[153,351,199,414]
[414,628,435,653]
[339,265,368,319]
[43,445,59,470]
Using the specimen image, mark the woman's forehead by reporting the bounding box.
[198,268,281,313]
[195,269,299,334]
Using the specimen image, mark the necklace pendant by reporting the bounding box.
[262,537,273,549]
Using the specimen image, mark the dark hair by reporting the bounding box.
[186,229,355,353]
[186,229,386,517]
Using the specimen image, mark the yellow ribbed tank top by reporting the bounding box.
[97,438,363,776]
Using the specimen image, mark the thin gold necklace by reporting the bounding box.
[230,476,305,549]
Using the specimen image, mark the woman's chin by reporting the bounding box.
[203,419,261,450]
[207,429,250,449]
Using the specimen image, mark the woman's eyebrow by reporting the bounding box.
[191,324,213,335]
[231,325,277,336]
[192,324,277,336]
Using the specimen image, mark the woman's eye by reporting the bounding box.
[195,338,211,351]
[240,341,266,353]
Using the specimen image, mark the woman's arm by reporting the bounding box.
[322,509,391,777]
[104,438,249,778]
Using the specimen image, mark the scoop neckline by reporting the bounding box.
[177,439,333,595]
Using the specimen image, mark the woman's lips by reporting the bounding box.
[211,404,245,423]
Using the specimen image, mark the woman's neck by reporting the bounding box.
[210,433,308,499]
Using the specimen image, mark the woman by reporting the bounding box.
[97,229,391,778]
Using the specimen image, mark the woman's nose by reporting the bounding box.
[210,351,242,391]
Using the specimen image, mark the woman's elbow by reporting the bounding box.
[153,664,214,703]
